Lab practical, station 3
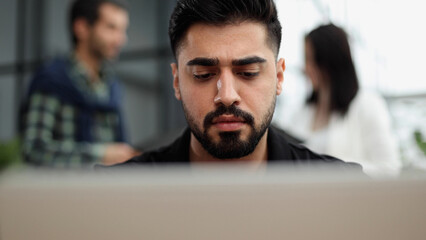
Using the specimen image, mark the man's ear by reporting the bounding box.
[276,58,285,95]
[171,63,181,100]
[73,18,90,43]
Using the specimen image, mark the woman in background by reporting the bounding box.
[286,24,401,177]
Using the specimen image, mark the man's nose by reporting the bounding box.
[214,71,241,107]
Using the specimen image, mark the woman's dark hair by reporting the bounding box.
[168,0,282,60]
[306,23,359,116]
[69,0,128,48]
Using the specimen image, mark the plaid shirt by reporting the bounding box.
[23,56,122,168]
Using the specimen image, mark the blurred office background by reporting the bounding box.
[272,0,426,169]
[0,0,185,152]
[1,0,425,169]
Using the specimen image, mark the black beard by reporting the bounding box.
[183,103,275,160]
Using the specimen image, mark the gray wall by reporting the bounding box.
[0,1,18,141]
[0,0,186,147]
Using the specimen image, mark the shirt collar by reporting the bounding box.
[69,53,112,84]
[266,126,293,161]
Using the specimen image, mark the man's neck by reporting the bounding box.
[189,131,269,168]
[74,46,102,83]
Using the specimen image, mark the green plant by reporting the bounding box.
[0,138,22,171]
[414,130,426,156]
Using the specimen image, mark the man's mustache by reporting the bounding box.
[203,104,254,129]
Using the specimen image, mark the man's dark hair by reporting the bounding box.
[306,23,359,115]
[168,0,282,60]
[69,0,128,48]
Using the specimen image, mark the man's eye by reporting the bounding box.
[237,72,259,78]
[193,73,216,81]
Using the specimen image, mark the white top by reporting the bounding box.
[282,90,402,177]
[305,126,329,154]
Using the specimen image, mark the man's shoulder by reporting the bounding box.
[30,57,71,89]
[36,57,70,75]
[287,141,348,164]
[99,128,191,169]
[268,126,362,170]
[122,143,180,165]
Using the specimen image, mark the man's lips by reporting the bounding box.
[212,115,246,131]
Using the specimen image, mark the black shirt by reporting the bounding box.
[110,127,362,170]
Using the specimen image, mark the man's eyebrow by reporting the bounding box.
[232,56,267,66]
[186,58,219,66]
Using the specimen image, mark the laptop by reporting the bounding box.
[1,166,425,240]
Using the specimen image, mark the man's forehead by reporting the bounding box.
[186,56,267,67]
[176,22,272,63]
[98,3,129,21]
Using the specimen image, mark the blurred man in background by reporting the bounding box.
[22,0,139,168]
